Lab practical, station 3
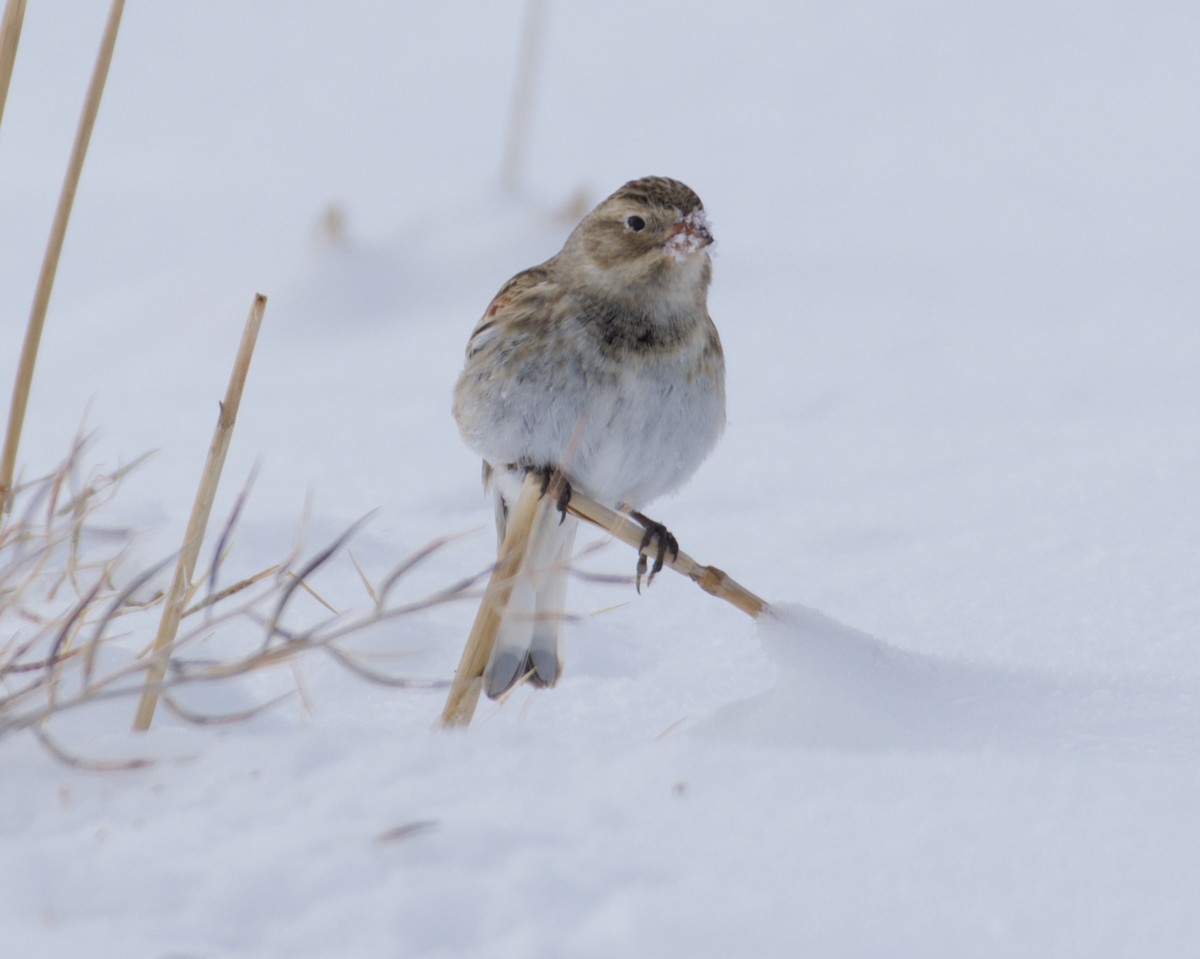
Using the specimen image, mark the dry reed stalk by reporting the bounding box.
[564,490,771,620]
[499,0,546,191]
[0,0,125,516]
[0,0,27,132]
[440,469,560,727]
[131,293,266,731]
[441,474,771,728]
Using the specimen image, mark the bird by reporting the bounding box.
[453,176,726,698]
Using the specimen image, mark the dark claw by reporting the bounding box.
[535,467,572,524]
[555,479,572,524]
[630,511,679,592]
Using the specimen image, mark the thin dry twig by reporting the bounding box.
[32,726,153,772]
[161,688,294,727]
[283,569,339,617]
[376,529,480,610]
[348,550,379,605]
[263,515,370,646]
[3,438,471,774]
[2,459,473,756]
[182,564,280,618]
[199,462,258,605]
[322,645,447,690]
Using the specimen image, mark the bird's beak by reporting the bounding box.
[666,209,714,257]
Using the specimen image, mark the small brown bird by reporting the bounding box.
[453,176,726,697]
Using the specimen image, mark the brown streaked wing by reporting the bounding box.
[467,264,555,353]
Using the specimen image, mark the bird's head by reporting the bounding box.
[563,176,714,305]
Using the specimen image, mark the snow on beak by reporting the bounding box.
[665,208,714,260]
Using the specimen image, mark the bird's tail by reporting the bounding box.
[484,483,578,698]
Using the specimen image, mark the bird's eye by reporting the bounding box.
[625,215,646,232]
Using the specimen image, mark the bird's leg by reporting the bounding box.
[630,510,680,592]
[532,465,572,524]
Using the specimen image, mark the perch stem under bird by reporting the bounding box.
[439,470,770,728]
[563,488,770,620]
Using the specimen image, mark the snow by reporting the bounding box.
[3,1,1200,955]
[666,209,713,259]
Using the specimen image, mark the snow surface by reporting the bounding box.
[3,1,1200,956]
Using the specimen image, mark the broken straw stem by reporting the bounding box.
[440,470,555,727]
[131,293,266,731]
[564,489,771,620]
[440,472,771,729]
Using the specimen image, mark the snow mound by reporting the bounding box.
[706,604,1200,757]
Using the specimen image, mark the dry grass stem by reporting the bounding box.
[348,550,379,604]
[0,0,28,132]
[376,529,480,610]
[440,473,769,728]
[0,0,124,515]
[440,470,558,727]
[161,688,294,727]
[564,488,771,620]
[32,726,153,772]
[132,293,267,731]
[182,564,280,618]
[285,570,338,615]
[500,0,546,191]
[2,454,467,761]
[181,566,279,619]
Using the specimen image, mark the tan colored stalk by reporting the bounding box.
[441,473,770,728]
[440,470,560,727]
[499,0,546,191]
[564,490,771,620]
[0,0,125,516]
[132,294,267,731]
[0,0,28,131]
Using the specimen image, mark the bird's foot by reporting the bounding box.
[630,511,679,593]
[533,466,572,524]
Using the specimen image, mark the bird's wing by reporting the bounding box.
[465,263,556,357]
